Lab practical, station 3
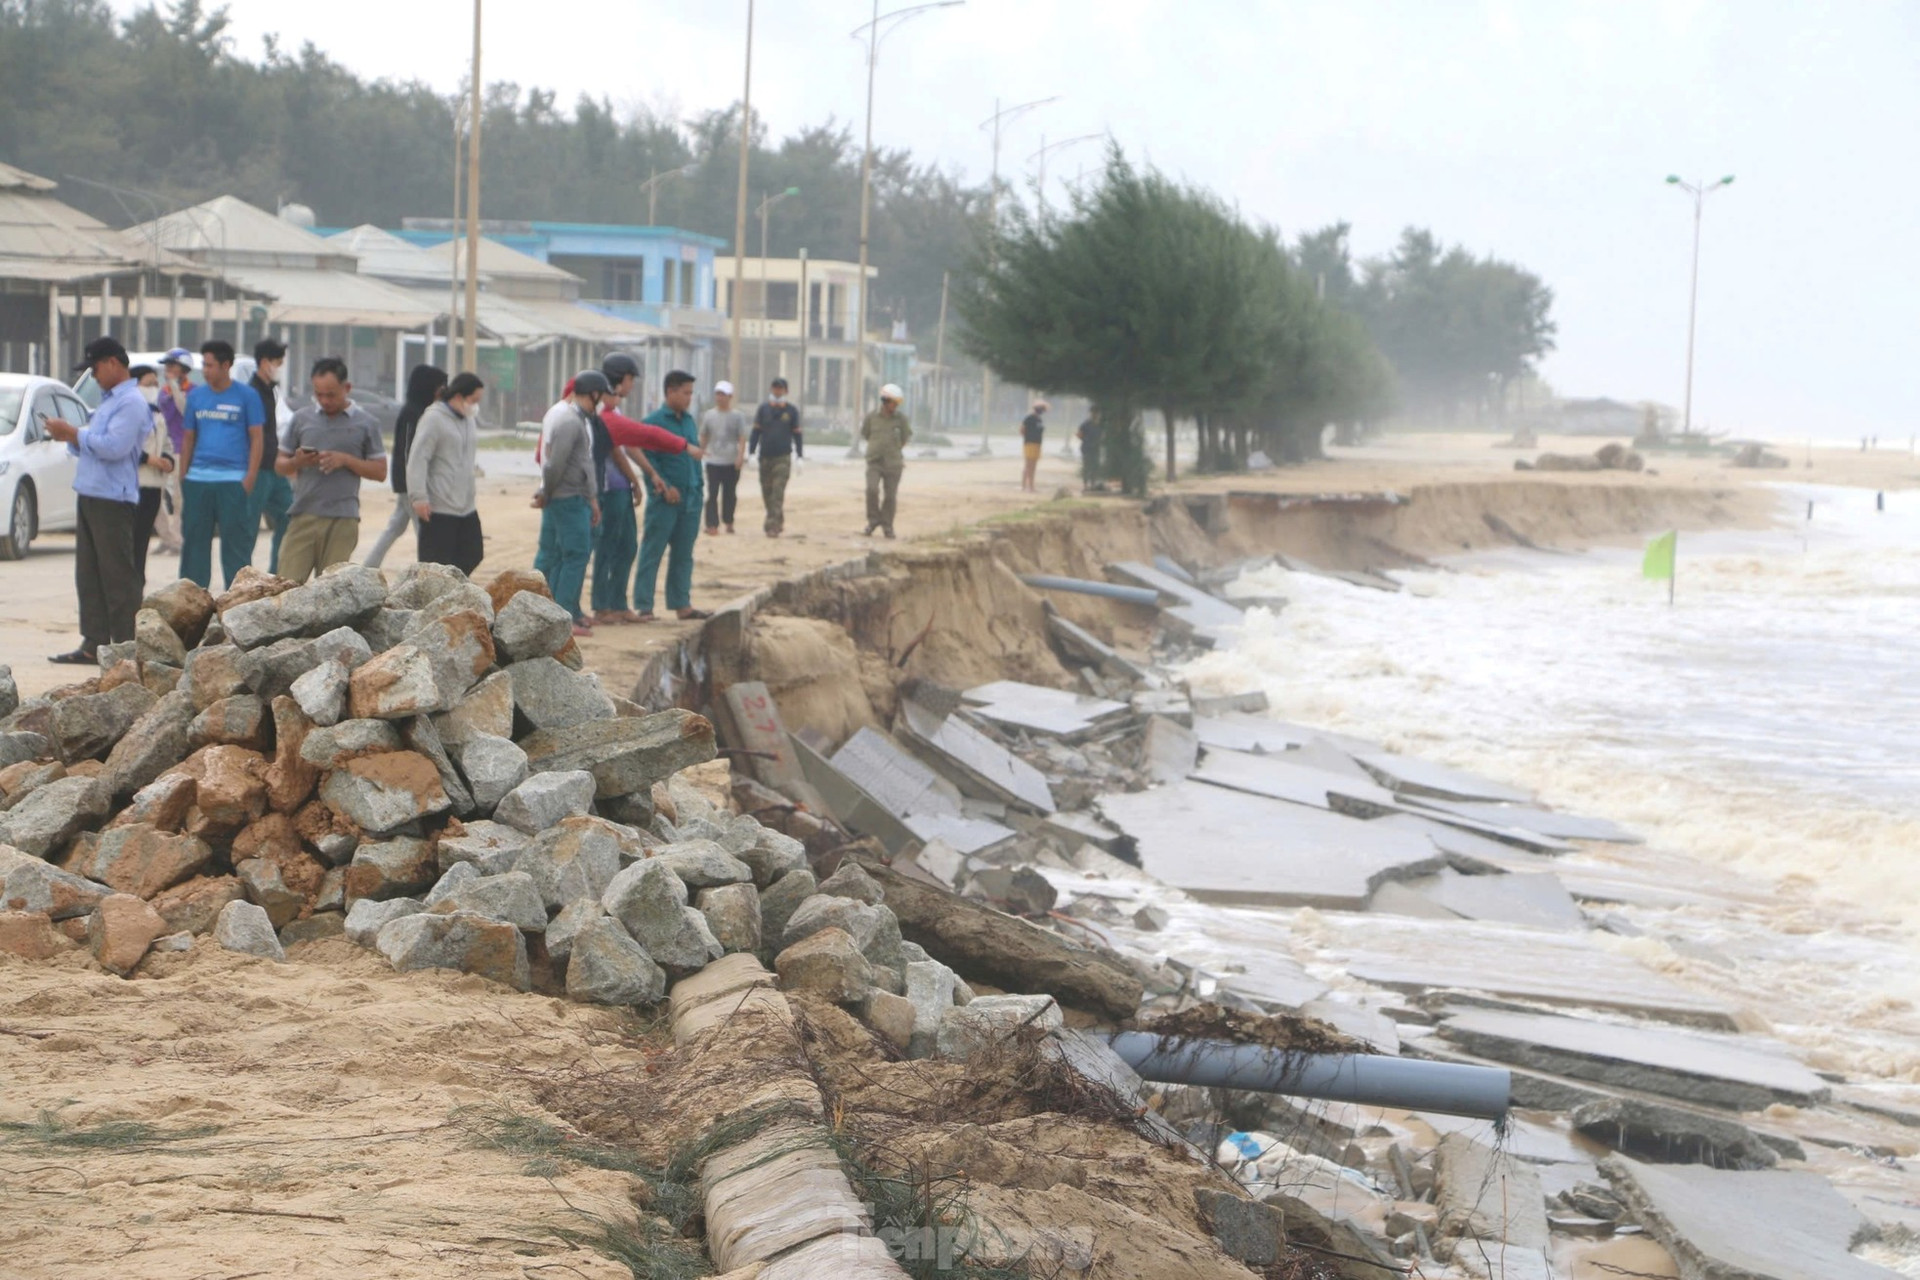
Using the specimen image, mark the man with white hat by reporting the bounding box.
[699,380,747,535]
[860,383,912,539]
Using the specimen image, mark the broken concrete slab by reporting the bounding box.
[1439,1009,1829,1109]
[830,727,964,821]
[1310,912,1739,1029]
[1105,560,1246,647]
[1372,813,1563,874]
[1403,795,1641,844]
[1435,1131,1550,1250]
[1354,751,1535,805]
[1390,867,1588,932]
[1190,712,1317,756]
[1572,1096,1783,1170]
[1096,780,1444,909]
[902,812,1017,857]
[1191,745,1400,814]
[1041,603,1150,683]
[959,680,1131,742]
[1039,809,1126,855]
[789,732,917,855]
[1601,1155,1895,1280]
[896,699,1054,814]
[714,680,826,810]
[1141,715,1197,784]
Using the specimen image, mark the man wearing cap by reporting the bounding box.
[633,370,706,622]
[42,338,148,664]
[748,376,802,537]
[246,338,294,573]
[699,380,747,535]
[177,339,266,590]
[533,373,605,634]
[585,356,647,625]
[860,384,912,539]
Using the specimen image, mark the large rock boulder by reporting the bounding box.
[263,696,319,814]
[50,682,155,762]
[506,658,614,734]
[400,715,473,817]
[344,895,426,947]
[494,769,596,835]
[213,899,286,961]
[435,820,528,876]
[647,839,753,890]
[149,874,243,935]
[187,694,270,751]
[400,609,496,698]
[347,645,455,720]
[774,927,874,1004]
[0,731,51,770]
[169,745,269,840]
[491,591,574,663]
[375,911,530,991]
[142,579,217,648]
[319,752,450,834]
[133,608,187,667]
[79,824,212,899]
[241,627,373,701]
[100,689,196,800]
[219,563,387,649]
[387,563,494,619]
[757,868,817,959]
[87,892,168,976]
[1,854,112,919]
[601,858,722,974]
[428,869,546,933]
[184,644,252,710]
[566,916,666,1005]
[520,710,715,800]
[299,718,402,771]
[514,815,626,910]
[431,670,514,746]
[343,836,438,902]
[0,775,110,857]
[452,733,527,814]
[696,883,762,955]
[289,659,350,728]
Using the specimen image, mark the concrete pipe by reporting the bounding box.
[1105,1032,1511,1121]
[1019,574,1163,608]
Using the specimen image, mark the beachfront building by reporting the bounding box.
[716,256,909,427]
[397,220,724,416]
[125,197,436,393]
[0,162,256,376]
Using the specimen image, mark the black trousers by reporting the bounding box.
[416,510,485,576]
[77,495,140,649]
[134,486,163,589]
[704,464,740,529]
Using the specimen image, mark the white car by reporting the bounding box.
[0,373,88,560]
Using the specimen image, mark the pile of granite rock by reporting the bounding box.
[0,563,975,1053]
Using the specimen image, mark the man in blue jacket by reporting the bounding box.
[42,337,148,664]
[632,370,706,621]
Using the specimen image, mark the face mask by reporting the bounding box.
[770,393,786,404]
[140,385,161,406]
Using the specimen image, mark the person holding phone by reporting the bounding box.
[274,356,386,582]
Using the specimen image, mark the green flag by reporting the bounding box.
[1642,530,1677,581]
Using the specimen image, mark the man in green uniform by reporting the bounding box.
[861,382,911,539]
[633,370,707,620]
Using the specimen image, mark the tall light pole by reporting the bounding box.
[460,0,483,374]
[976,94,1059,453]
[1029,132,1101,208]
[853,0,964,416]
[643,163,698,226]
[727,0,756,387]
[449,93,467,367]
[756,186,800,393]
[1665,173,1734,439]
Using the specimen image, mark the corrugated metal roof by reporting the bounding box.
[401,289,659,345]
[222,265,439,328]
[0,182,208,285]
[129,196,357,265]
[422,236,580,282]
[328,225,453,285]
[0,162,58,192]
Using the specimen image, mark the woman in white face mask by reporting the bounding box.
[130,365,177,589]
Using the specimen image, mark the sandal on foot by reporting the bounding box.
[675,608,713,621]
[48,648,97,666]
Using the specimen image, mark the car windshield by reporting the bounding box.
[0,386,24,436]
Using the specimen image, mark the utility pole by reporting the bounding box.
[1665,173,1733,438]
[727,0,755,388]
[976,94,1059,454]
[933,269,949,430]
[756,186,799,395]
[448,97,464,367]
[461,0,483,374]
[1029,132,1101,210]
[797,248,809,408]
[853,1,964,417]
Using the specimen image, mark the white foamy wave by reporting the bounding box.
[1183,484,1920,936]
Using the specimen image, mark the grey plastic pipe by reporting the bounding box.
[1020,574,1162,608]
[1105,1032,1511,1120]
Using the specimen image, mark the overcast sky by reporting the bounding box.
[117,0,1919,441]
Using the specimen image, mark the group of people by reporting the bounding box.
[47,336,489,665]
[46,333,927,659]
[1019,400,1107,494]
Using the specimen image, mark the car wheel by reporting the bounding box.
[0,483,35,560]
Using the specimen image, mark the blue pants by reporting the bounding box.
[246,470,293,574]
[180,478,253,590]
[590,489,638,613]
[634,488,701,614]
[534,495,593,623]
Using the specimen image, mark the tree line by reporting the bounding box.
[3,1,1555,471]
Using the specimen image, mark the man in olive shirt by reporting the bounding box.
[860,383,912,539]
[275,357,387,582]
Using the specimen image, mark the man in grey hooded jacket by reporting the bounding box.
[408,371,486,574]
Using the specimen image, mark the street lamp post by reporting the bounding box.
[461,0,483,375]
[1665,173,1734,439]
[728,0,756,387]
[852,0,964,417]
[756,186,800,394]
[643,163,699,226]
[976,94,1059,453]
[1029,132,1102,209]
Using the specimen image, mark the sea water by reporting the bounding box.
[1180,483,1920,1084]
